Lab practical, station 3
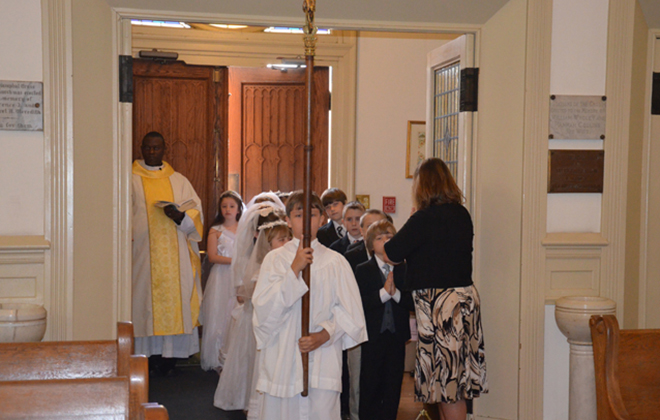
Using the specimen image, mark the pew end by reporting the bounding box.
[590,314,660,420]
[142,403,170,420]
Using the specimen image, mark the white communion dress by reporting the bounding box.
[213,274,259,410]
[200,225,237,371]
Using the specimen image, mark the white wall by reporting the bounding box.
[546,0,608,233]
[543,305,570,420]
[544,0,610,418]
[0,0,44,236]
[354,32,456,229]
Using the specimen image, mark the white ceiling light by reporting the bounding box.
[209,24,249,29]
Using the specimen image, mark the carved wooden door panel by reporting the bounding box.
[228,67,329,201]
[132,60,229,250]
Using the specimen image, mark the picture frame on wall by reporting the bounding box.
[355,194,370,209]
[406,120,426,178]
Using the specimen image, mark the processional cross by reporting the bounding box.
[300,0,317,398]
[298,5,433,417]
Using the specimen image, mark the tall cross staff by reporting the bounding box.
[301,0,317,398]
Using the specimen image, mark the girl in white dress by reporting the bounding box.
[214,205,290,411]
[200,191,244,371]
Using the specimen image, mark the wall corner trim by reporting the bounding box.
[42,0,74,341]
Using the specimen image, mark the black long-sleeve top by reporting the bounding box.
[384,202,473,291]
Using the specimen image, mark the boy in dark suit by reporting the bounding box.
[355,220,413,420]
[344,209,391,272]
[341,208,390,420]
[330,201,365,255]
[317,188,347,247]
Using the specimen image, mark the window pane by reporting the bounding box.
[433,63,460,180]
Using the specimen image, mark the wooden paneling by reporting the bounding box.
[243,83,305,198]
[229,67,329,202]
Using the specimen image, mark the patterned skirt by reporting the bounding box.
[412,285,488,403]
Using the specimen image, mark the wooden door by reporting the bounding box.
[228,67,329,201]
[132,60,229,250]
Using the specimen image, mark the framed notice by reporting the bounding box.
[0,81,43,131]
[406,121,426,178]
[549,95,606,140]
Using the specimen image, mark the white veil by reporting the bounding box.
[240,219,290,297]
[245,191,285,210]
[230,198,285,298]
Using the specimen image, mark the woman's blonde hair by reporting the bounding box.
[412,158,463,209]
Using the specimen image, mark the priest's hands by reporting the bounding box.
[291,240,314,277]
[298,329,330,353]
[163,205,185,225]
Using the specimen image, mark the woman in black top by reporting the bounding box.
[383,158,488,420]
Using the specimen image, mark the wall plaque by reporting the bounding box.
[548,150,604,193]
[0,81,43,131]
[549,95,606,140]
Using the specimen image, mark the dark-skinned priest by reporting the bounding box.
[132,131,204,376]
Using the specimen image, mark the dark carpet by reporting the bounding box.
[149,362,246,420]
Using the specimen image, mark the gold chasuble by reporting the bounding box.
[132,161,203,336]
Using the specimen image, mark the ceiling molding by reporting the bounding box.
[111,6,483,33]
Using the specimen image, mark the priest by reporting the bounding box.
[131,131,204,375]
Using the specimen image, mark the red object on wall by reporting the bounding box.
[383,196,396,214]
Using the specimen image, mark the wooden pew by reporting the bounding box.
[590,314,660,420]
[0,322,150,420]
[0,376,168,420]
[0,321,133,380]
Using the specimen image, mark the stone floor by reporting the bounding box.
[149,363,424,420]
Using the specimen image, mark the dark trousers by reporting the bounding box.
[358,332,406,420]
[341,349,350,415]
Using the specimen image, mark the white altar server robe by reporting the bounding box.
[252,238,368,401]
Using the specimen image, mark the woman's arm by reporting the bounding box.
[206,229,232,265]
[384,209,428,263]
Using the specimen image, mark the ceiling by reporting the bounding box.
[105,0,510,27]
[106,0,660,31]
[639,0,660,29]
